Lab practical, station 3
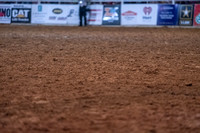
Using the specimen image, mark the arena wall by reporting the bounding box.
[0,2,200,27]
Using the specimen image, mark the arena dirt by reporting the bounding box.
[0,25,200,133]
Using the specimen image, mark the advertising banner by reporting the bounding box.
[11,4,32,23]
[121,5,139,25]
[102,5,120,25]
[31,4,48,24]
[32,4,79,25]
[87,5,103,25]
[193,4,200,26]
[157,4,178,25]
[139,4,158,25]
[121,4,158,25]
[0,5,11,24]
[178,4,193,26]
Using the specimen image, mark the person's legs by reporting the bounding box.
[79,14,83,26]
[84,15,87,26]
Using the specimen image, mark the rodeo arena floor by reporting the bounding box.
[0,25,200,133]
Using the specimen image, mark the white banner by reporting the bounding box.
[0,5,11,24]
[121,4,158,26]
[32,4,79,25]
[87,5,103,25]
[31,4,48,24]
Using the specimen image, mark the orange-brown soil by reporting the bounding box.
[0,25,200,133]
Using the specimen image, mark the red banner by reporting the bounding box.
[193,4,200,26]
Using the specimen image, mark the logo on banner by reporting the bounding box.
[196,13,200,24]
[67,9,74,17]
[38,5,42,12]
[122,10,137,20]
[11,8,31,23]
[12,9,30,18]
[182,7,190,18]
[181,6,192,19]
[179,5,193,26]
[143,7,152,20]
[143,7,152,15]
[0,8,11,17]
[103,7,119,21]
[122,10,137,16]
[52,8,63,14]
[49,9,76,21]
[102,5,120,25]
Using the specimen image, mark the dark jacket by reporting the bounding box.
[79,5,90,16]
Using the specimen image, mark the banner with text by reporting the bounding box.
[31,4,47,24]
[121,4,158,25]
[193,4,200,26]
[11,4,32,23]
[102,5,120,25]
[32,4,79,25]
[178,4,193,26]
[87,5,103,25]
[0,5,11,24]
[157,4,178,25]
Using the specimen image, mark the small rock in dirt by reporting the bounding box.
[149,129,157,133]
[53,58,57,61]
[171,92,175,95]
[186,83,192,86]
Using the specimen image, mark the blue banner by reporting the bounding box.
[102,5,120,25]
[157,4,178,25]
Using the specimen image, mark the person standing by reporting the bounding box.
[79,0,89,26]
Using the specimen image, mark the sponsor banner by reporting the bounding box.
[157,4,178,25]
[121,5,139,25]
[121,4,158,25]
[178,4,193,26]
[87,5,103,25]
[0,5,11,24]
[193,4,200,26]
[11,4,32,23]
[140,4,158,25]
[31,4,48,24]
[102,5,120,25]
[32,4,79,25]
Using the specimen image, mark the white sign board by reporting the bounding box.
[121,4,158,26]
[32,4,79,25]
[31,4,48,24]
[0,5,11,24]
[87,4,103,25]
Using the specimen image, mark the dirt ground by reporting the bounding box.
[0,25,200,133]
